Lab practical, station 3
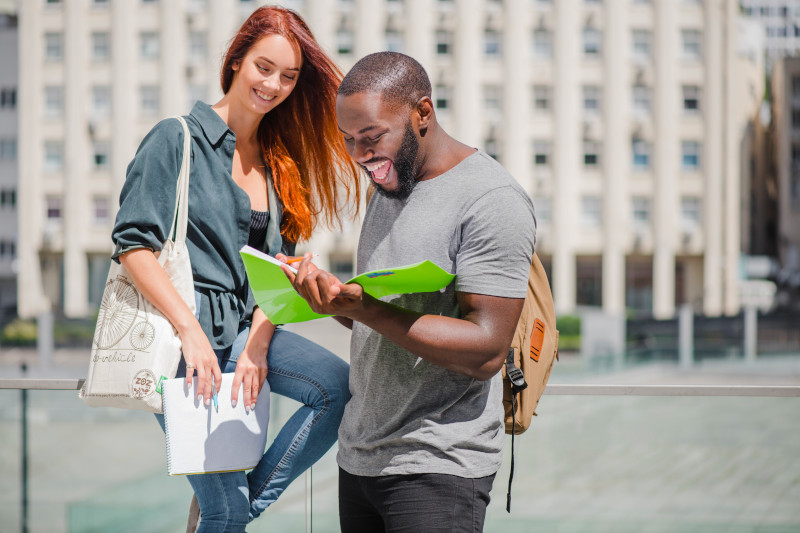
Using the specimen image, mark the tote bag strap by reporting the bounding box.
[166,116,192,245]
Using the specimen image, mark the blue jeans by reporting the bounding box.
[156,324,350,532]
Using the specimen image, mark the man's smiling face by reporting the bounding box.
[336,92,421,200]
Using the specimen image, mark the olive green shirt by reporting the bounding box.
[112,101,294,349]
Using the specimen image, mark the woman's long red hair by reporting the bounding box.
[221,6,360,243]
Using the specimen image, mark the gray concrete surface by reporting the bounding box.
[1,318,798,532]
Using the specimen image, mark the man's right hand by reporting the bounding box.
[281,253,367,318]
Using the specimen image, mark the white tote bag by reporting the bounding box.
[80,116,196,413]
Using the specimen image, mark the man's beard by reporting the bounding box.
[373,122,419,201]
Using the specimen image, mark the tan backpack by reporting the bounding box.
[501,252,559,511]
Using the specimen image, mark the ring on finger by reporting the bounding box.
[186,363,195,369]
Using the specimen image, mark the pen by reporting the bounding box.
[212,378,218,412]
[286,253,319,264]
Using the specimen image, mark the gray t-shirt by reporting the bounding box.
[337,150,537,478]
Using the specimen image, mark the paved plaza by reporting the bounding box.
[1,318,799,532]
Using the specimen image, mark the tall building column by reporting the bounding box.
[160,0,188,117]
[305,0,337,55]
[723,0,741,315]
[63,0,90,317]
[17,0,47,317]
[207,0,237,104]
[553,0,580,314]
[354,0,385,58]
[703,0,724,316]
[653,0,678,319]
[454,0,482,148]
[405,0,434,75]
[503,0,531,193]
[111,0,137,218]
[602,0,629,315]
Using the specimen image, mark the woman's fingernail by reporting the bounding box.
[204,397,210,406]
[196,394,203,402]
[232,399,237,408]
[251,403,256,411]
[245,404,250,413]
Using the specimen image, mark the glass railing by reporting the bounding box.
[2,382,799,533]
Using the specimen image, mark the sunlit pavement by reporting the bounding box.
[1,318,798,532]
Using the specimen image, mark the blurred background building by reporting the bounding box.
[3,0,796,322]
[0,5,18,323]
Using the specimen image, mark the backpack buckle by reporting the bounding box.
[505,349,528,394]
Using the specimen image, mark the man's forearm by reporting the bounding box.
[349,296,509,380]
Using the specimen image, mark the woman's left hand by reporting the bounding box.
[232,349,268,412]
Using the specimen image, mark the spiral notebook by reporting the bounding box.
[162,373,270,475]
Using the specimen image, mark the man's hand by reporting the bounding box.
[280,253,366,317]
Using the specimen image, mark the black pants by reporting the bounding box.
[338,467,495,533]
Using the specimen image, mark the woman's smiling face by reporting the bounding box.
[231,34,302,115]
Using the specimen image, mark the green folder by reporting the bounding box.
[240,245,455,325]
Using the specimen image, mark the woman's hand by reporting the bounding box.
[232,349,268,412]
[179,321,222,406]
[232,307,275,412]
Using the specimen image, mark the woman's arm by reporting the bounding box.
[119,248,222,404]
[232,307,275,411]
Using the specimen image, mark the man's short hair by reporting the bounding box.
[338,52,432,110]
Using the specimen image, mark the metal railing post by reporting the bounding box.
[744,306,758,363]
[679,304,694,369]
[21,364,29,533]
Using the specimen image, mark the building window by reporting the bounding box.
[434,84,450,110]
[385,30,403,53]
[681,141,701,171]
[336,28,354,55]
[484,29,501,57]
[683,85,701,113]
[189,31,207,62]
[533,28,552,59]
[534,0,552,7]
[632,29,651,61]
[680,196,702,230]
[140,31,160,60]
[93,141,110,169]
[44,32,63,61]
[632,85,651,116]
[632,139,651,170]
[792,76,800,98]
[93,0,110,7]
[92,32,111,61]
[92,197,110,226]
[188,84,207,110]
[533,141,550,166]
[534,196,551,225]
[583,27,602,58]
[576,256,602,306]
[0,188,17,208]
[483,85,502,112]
[435,30,452,55]
[583,141,600,167]
[91,85,111,119]
[44,141,63,171]
[0,88,16,109]
[0,138,16,160]
[44,86,63,117]
[583,85,601,114]
[792,108,800,130]
[581,195,602,228]
[45,0,62,5]
[632,196,650,228]
[484,138,500,161]
[46,196,62,222]
[681,29,702,61]
[533,85,551,112]
[140,85,160,116]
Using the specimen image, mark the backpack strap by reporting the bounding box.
[505,348,528,512]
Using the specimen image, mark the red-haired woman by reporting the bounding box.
[111,7,360,531]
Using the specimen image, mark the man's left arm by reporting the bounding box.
[282,260,523,380]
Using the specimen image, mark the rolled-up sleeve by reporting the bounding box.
[111,118,185,262]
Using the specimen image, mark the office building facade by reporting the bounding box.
[17,0,762,320]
